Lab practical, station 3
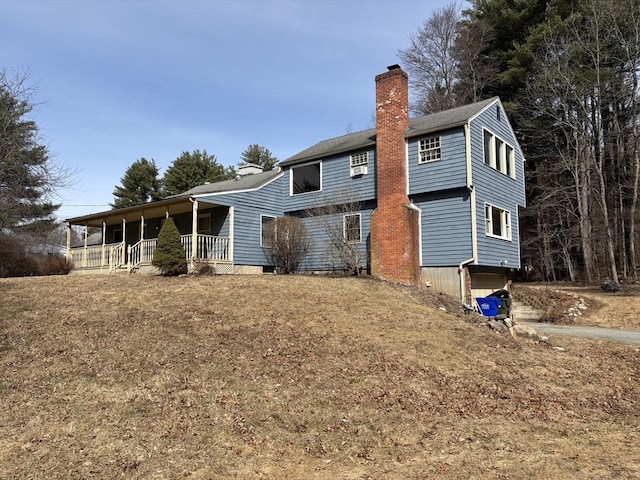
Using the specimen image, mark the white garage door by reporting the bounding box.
[470,273,507,298]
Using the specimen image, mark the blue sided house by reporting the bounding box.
[66,65,526,303]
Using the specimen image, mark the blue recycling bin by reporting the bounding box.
[476,297,500,316]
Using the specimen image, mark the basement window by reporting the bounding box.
[291,162,321,195]
[485,204,511,240]
[418,136,441,163]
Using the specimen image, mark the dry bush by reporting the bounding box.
[0,236,39,277]
[36,255,73,275]
[263,216,310,274]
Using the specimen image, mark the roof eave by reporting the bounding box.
[65,195,191,225]
[280,140,377,167]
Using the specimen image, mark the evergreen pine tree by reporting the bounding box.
[152,217,187,276]
[163,150,234,196]
[239,144,278,171]
[111,157,162,208]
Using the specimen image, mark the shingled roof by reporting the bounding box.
[280,97,499,166]
[178,169,282,197]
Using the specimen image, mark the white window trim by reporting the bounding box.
[260,215,277,247]
[343,213,362,244]
[349,152,369,176]
[418,136,441,164]
[197,213,211,234]
[349,152,368,168]
[482,128,516,179]
[289,161,322,196]
[485,203,512,241]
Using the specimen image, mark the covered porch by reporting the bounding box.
[66,197,234,274]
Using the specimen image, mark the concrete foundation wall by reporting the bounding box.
[421,266,461,299]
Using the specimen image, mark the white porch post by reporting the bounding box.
[228,206,234,264]
[65,223,72,261]
[191,200,199,266]
[82,225,88,268]
[101,222,106,266]
[140,215,145,240]
[121,218,127,265]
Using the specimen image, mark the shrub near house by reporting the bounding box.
[152,218,188,276]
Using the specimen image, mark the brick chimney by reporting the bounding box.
[370,65,421,286]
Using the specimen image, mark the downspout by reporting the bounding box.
[462,122,477,304]
[465,122,478,263]
[458,257,475,304]
[405,201,422,266]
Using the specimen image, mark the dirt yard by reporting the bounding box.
[1,275,638,479]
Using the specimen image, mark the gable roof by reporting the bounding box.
[281,97,499,166]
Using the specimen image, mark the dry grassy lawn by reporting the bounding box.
[550,284,640,330]
[1,274,638,479]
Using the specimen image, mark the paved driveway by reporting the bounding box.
[523,322,640,345]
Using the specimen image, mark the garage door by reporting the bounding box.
[470,273,507,298]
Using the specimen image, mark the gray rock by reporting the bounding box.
[512,324,542,341]
[487,320,507,332]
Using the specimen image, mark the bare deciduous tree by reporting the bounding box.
[398,2,462,115]
[306,190,365,275]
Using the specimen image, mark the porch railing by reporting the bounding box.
[68,242,123,269]
[71,235,230,271]
[110,243,125,270]
[181,234,230,261]
[128,238,157,267]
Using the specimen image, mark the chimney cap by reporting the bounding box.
[387,64,401,71]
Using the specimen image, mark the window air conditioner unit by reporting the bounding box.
[351,165,367,176]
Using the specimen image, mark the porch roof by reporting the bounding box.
[66,170,282,227]
[66,196,195,227]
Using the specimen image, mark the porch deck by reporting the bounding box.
[69,234,232,274]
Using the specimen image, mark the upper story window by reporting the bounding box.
[349,152,368,176]
[291,162,321,195]
[483,129,515,178]
[418,136,441,163]
[343,213,362,243]
[485,204,511,240]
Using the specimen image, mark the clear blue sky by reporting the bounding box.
[1,0,452,221]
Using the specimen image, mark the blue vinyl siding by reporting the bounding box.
[282,149,376,212]
[298,204,373,272]
[469,101,526,268]
[197,174,285,266]
[408,128,467,195]
[413,190,473,266]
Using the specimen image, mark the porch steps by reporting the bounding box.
[511,301,544,322]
